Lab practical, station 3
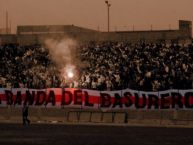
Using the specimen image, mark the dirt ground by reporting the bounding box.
[0,123,193,145]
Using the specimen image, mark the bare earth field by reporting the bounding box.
[0,123,193,145]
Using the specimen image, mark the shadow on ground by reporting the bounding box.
[0,123,193,145]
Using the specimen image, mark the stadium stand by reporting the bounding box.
[1,39,193,127]
[0,41,193,91]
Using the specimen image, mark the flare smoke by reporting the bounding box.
[44,38,77,68]
[44,38,78,80]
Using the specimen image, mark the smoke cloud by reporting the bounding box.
[44,38,77,67]
[44,38,78,80]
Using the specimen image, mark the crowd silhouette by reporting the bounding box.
[0,41,193,91]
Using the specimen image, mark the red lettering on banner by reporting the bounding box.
[84,91,94,107]
[61,90,72,105]
[100,93,111,107]
[5,90,13,105]
[14,91,22,105]
[1,88,193,110]
[74,90,83,105]
[35,91,46,105]
[46,90,56,106]
[24,91,35,105]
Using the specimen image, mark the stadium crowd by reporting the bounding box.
[0,44,61,89]
[0,41,193,91]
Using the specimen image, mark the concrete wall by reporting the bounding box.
[0,34,17,45]
[0,21,192,45]
[1,107,193,127]
[0,30,191,45]
[17,25,98,35]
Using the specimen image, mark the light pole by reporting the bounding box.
[105,1,111,32]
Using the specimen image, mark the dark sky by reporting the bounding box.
[0,0,193,33]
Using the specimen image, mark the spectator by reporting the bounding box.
[0,41,193,92]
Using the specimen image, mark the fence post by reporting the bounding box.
[124,111,128,123]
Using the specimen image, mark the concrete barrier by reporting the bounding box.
[0,107,9,121]
[29,108,41,122]
[68,111,79,122]
[114,113,125,123]
[142,110,161,119]
[170,110,193,125]
[127,110,142,119]
[79,112,91,122]
[102,113,113,123]
[1,107,193,127]
[39,108,66,123]
[177,110,191,119]
[9,107,22,122]
[91,112,102,123]
[160,110,174,120]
